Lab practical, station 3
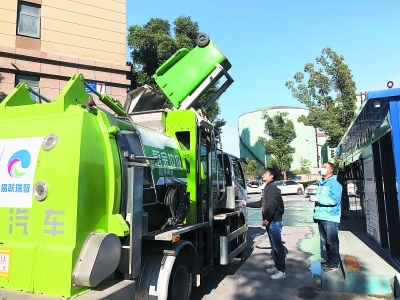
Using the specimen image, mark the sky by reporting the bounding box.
[126,0,400,157]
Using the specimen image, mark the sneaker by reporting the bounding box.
[266,266,278,274]
[323,266,338,272]
[270,271,286,280]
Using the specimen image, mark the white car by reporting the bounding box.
[247,180,263,194]
[305,182,318,198]
[305,181,358,197]
[274,180,304,195]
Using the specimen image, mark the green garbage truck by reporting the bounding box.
[0,34,248,300]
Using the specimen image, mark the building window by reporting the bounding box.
[16,74,40,102]
[17,2,41,38]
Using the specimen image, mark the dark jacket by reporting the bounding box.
[246,181,284,222]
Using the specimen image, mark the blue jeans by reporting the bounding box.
[267,221,285,272]
[318,220,340,267]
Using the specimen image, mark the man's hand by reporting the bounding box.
[240,200,247,206]
[262,220,269,227]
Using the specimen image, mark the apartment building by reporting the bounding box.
[0,0,130,108]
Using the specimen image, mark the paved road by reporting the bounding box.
[191,194,390,300]
[245,193,314,227]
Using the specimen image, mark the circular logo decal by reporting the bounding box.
[7,150,31,178]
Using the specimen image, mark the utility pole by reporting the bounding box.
[315,128,320,168]
[305,139,313,171]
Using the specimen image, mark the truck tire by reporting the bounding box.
[168,253,192,300]
[196,33,210,47]
[297,188,303,195]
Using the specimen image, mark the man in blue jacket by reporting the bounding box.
[310,162,342,272]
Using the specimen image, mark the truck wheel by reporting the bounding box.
[297,188,303,195]
[196,33,210,47]
[168,253,192,300]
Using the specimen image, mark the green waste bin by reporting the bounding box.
[153,40,231,109]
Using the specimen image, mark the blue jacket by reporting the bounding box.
[313,175,342,223]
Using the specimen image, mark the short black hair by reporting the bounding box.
[265,168,279,181]
[325,162,335,173]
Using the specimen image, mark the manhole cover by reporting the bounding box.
[343,255,361,270]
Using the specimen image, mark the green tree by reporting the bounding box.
[241,158,258,179]
[266,156,281,178]
[258,112,296,180]
[285,48,357,148]
[333,157,343,173]
[300,157,311,174]
[127,16,225,131]
[292,158,311,174]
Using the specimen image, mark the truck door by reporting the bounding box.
[231,157,246,200]
[223,154,246,200]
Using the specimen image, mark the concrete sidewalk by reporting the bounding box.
[198,225,393,300]
[193,200,397,300]
[322,214,398,297]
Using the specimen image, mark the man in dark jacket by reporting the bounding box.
[242,168,286,280]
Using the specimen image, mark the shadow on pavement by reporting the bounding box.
[192,199,394,300]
